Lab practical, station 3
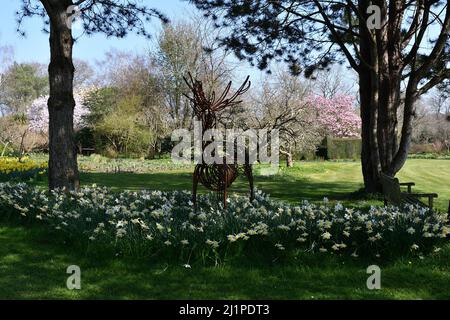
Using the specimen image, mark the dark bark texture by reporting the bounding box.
[357,0,449,192]
[43,0,80,190]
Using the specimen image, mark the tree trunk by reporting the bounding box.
[280,149,293,168]
[377,1,403,175]
[390,77,419,175]
[47,5,79,190]
[286,152,293,168]
[359,85,379,192]
[287,154,293,168]
[358,0,380,193]
[357,0,407,192]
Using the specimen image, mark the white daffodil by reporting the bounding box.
[321,232,331,240]
[338,243,347,249]
[156,223,164,231]
[277,225,290,231]
[206,239,219,248]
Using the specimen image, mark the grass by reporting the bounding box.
[1,157,450,299]
[31,158,450,212]
[2,221,450,299]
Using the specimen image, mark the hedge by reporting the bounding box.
[325,137,362,160]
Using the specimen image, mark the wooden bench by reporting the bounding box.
[380,172,438,209]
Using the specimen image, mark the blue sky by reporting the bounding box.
[0,0,193,64]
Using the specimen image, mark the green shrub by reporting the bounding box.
[408,152,450,160]
[0,144,14,157]
[295,150,318,161]
[326,137,362,160]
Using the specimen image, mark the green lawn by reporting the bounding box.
[32,158,450,212]
[2,221,450,299]
[1,158,450,299]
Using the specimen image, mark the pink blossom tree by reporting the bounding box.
[28,90,90,133]
[307,94,361,138]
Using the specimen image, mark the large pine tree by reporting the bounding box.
[16,0,167,190]
[191,0,449,192]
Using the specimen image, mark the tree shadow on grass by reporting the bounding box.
[79,172,194,191]
[74,171,375,206]
[253,175,365,202]
[2,218,450,299]
[2,222,450,299]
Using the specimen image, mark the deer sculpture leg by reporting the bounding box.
[223,187,228,209]
[223,165,228,209]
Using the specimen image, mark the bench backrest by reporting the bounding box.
[380,173,402,205]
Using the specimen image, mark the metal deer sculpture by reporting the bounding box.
[183,73,254,208]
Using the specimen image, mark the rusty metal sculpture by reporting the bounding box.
[183,73,254,208]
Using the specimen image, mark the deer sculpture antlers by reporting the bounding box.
[183,73,253,209]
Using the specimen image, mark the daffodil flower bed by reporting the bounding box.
[0,157,47,181]
[1,182,448,261]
